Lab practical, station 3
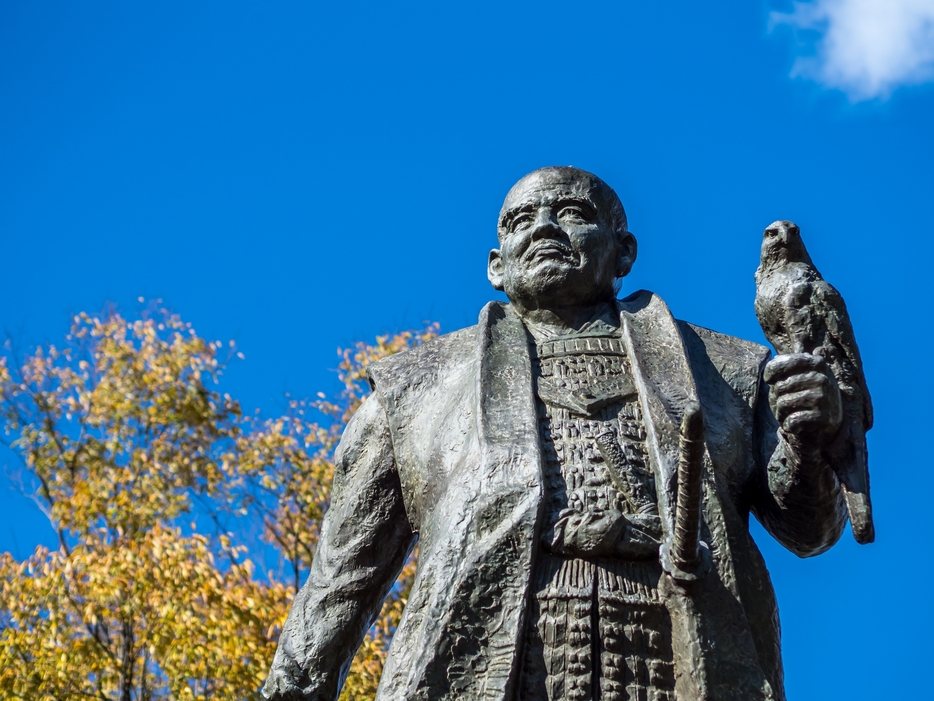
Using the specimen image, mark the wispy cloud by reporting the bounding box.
[771,0,934,100]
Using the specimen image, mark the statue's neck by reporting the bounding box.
[512,300,619,340]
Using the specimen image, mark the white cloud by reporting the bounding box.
[772,0,934,100]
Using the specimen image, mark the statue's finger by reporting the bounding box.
[775,389,824,423]
[782,409,825,434]
[764,353,826,384]
[773,371,830,396]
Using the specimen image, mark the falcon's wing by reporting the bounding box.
[811,279,873,429]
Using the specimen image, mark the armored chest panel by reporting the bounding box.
[533,336,655,540]
[521,332,675,701]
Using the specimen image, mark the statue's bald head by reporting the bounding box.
[498,166,628,242]
[489,166,637,309]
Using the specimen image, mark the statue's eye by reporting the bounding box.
[510,214,532,232]
[559,206,589,223]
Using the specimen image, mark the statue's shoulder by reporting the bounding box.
[678,320,770,408]
[366,324,479,396]
[679,321,770,368]
[618,290,770,373]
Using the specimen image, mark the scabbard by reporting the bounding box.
[670,402,705,572]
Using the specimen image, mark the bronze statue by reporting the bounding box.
[262,167,870,701]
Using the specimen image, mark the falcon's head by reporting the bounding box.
[760,220,812,269]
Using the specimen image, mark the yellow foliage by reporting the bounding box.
[0,305,436,700]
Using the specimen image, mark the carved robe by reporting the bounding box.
[262,291,847,701]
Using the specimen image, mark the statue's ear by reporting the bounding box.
[616,232,638,278]
[488,249,505,290]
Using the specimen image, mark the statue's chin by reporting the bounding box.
[505,271,611,311]
[504,272,568,307]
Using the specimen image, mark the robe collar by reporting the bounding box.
[476,290,701,544]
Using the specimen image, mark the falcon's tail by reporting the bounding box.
[829,426,874,544]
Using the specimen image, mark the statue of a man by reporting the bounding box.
[263,167,852,701]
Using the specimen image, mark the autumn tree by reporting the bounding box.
[0,303,434,701]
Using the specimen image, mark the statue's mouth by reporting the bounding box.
[526,242,575,262]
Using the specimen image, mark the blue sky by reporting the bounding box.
[2,1,933,697]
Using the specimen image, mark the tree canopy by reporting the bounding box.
[0,303,435,701]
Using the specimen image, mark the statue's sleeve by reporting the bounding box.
[262,394,416,701]
[749,369,847,557]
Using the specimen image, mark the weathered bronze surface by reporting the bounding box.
[262,168,871,701]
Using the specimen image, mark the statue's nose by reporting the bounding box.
[529,207,561,240]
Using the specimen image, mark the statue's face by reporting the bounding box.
[488,169,635,309]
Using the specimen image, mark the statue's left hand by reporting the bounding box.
[764,353,842,444]
[569,508,626,555]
